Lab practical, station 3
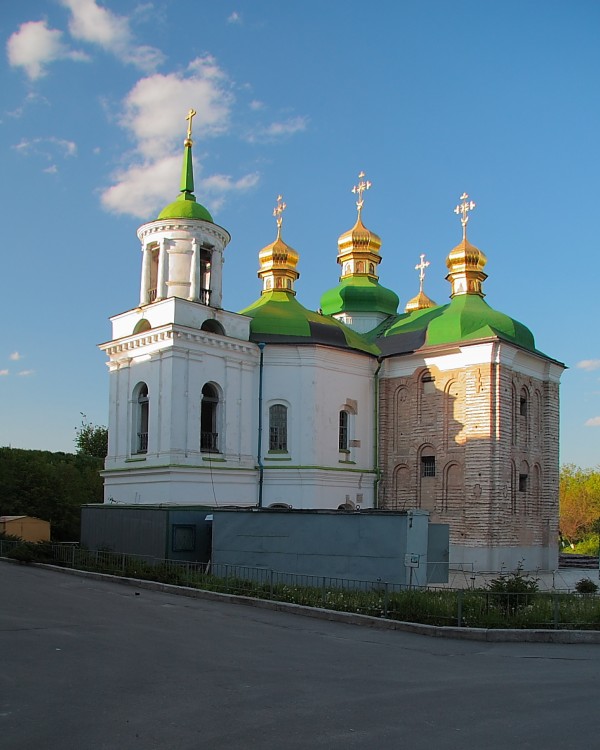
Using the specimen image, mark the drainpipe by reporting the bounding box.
[373,357,383,509]
[257,343,265,508]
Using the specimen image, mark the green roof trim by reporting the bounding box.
[156,141,213,223]
[320,276,399,316]
[239,291,379,355]
[378,294,536,354]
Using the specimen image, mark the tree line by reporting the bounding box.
[0,420,107,541]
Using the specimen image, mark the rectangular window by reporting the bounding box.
[339,410,349,451]
[421,456,436,477]
[172,525,195,552]
[269,404,288,452]
[519,474,528,493]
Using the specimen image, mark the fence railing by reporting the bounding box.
[2,540,600,630]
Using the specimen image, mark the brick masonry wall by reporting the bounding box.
[379,352,559,553]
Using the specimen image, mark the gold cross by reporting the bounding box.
[351,171,372,216]
[415,253,430,292]
[454,192,476,240]
[185,108,197,141]
[273,194,286,236]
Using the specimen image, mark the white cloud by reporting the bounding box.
[227,11,242,24]
[18,370,34,377]
[246,115,309,143]
[101,56,259,218]
[0,370,8,376]
[6,20,88,80]
[577,359,600,372]
[61,0,164,72]
[121,56,233,159]
[249,100,264,111]
[9,352,22,361]
[13,137,77,166]
[44,165,59,174]
[585,416,600,427]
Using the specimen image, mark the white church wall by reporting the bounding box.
[259,344,378,508]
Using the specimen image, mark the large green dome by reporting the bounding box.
[320,276,399,317]
[376,294,535,356]
[239,291,378,355]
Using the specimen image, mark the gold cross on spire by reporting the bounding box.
[454,192,476,240]
[351,171,372,217]
[273,194,286,237]
[415,253,430,293]
[185,108,197,142]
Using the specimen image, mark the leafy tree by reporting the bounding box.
[74,413,108,459]
[559,464,600,544]
[0,447,104,541]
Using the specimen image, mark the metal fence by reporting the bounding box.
[2,540,600,630]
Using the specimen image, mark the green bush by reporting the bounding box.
[6,541,54,564]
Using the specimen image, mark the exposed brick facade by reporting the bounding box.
[378,342,562,568]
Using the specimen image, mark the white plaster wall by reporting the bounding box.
[109,298,250,341]
[103,466,257,506]
[258,344,378,508]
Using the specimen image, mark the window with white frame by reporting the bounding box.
[133,383,149,454]
[201,383,220,453]
[339,410,350,451]
[269,404,288,452]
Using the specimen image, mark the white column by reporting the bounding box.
[157,239,168,300]
[211,247,224,308]
[139,245,151,305]
[189,239,200,301]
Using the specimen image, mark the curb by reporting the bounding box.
[5,558,600,644]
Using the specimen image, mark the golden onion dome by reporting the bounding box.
[337,216,382,256]
[405,289,437,313]
[446,237,488,275]
[258,235,299,269]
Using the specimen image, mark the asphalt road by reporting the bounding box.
[1,563,599,750]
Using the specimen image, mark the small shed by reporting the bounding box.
[0,516,51,543]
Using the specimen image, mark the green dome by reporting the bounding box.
[157,193,213,222]
[377,294,535,355]
[239,291,378,355]
[320,276,399,317]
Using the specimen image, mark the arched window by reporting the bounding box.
[133,383,149,454]
[133,318,151,334]
[200,319,225,336]
[201,383,219,453]
[339,410,349,451]
[200,248,212,305]
[269,404,288,452]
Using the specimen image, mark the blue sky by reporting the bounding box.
[1,0,599,467]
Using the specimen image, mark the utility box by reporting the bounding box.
[81,504,213,562]
[211,509,449,586]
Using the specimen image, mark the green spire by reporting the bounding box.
[156,109,213,223]
[179,138,195,196]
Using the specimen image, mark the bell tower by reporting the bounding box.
[136,109,230,309]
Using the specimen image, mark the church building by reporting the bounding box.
[99,113,564,571]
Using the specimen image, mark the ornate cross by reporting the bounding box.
[454,192,476,240]
[273,194,286,235]
[185,108,197,141]
[351,171,372,216]
[415,253,430,292]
